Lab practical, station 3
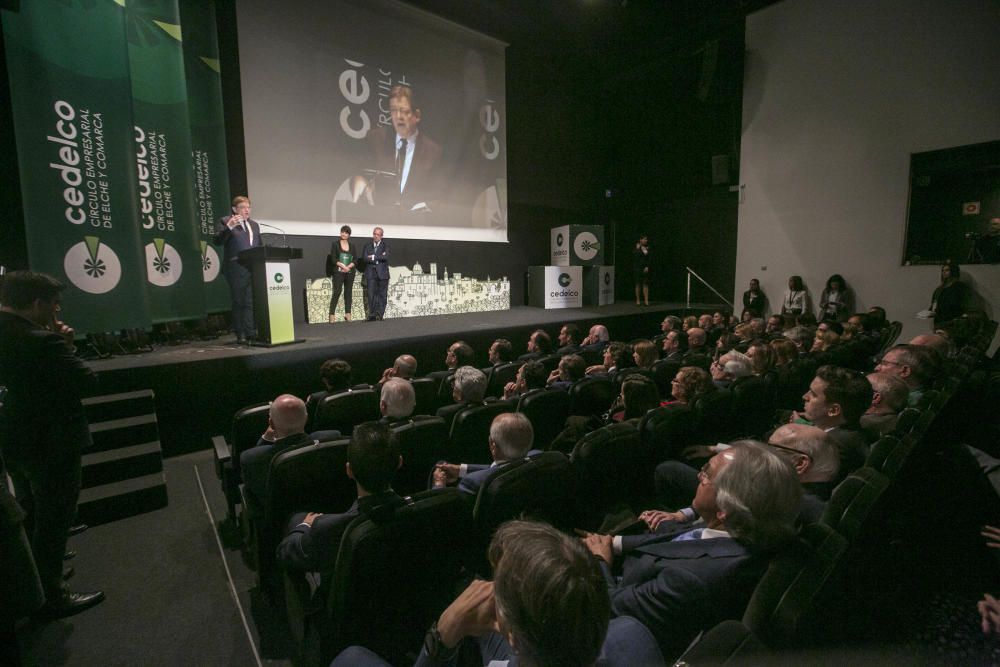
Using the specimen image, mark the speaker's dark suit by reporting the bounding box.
[361,239,390,319]
[213,215,263,338]
[0,311,97,597]
[605,522,768,660]
[368,126,442,209]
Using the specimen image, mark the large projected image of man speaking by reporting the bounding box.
[350,84,442,212]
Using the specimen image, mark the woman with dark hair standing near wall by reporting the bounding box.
[329,225,358,323]
[819,273,852,322]
[633,235,651,306]
[930,261,968,328]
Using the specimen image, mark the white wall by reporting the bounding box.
[737,0,1000,343]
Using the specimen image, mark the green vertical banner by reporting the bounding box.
[178,0,231,312]
[2,1,151,335]
[125,0,206,322]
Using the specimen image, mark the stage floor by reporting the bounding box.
[89,301,721,456]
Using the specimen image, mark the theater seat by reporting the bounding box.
[448,402,513,464]
[390,416,449,496]
[516,388,570,450]
[485,361,522,398]
[729,375,774,440]
[742,522,849,649]
[570,421,643,529]
[651,358,682,398]
[638,403,697,463]
[692,388,734,443]
[313,387,380,434]
[673,619,769,665]
[409,377,437,417]
[318,489,473,665]
[820,467,890,543]
[568,376,615,417]
[212,401,270,524]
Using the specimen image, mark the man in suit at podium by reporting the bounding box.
[213,196,262,343]
[362,226,390,321]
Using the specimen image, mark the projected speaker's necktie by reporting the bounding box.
[396,138,407,194]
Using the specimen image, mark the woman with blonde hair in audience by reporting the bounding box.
[770,338,799,367]
[682,315,698,332]
[631,339,658,371]
[746,339,775,376]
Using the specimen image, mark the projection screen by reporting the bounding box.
[237,0,508,242]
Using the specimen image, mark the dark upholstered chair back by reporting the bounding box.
[638,403,698,462]
[472,452,575,539]
[516,388,570,451]
[449,402,513,464]
[231,401,271,481]
[314,388,380,434]
[568,376,615,417]
[391,416,449,496]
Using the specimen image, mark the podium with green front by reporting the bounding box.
[239,246,304,346]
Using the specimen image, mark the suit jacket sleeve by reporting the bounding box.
[276,509,357,573]
[212,216,233,245]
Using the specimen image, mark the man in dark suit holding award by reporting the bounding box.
[212,195,263,343]
[362,226,390,321]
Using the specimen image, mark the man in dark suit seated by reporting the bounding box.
[581,443,801,661]
[240,394,313,508]
[377,353,418,386]
[556,323,582,356]
[580,323,610,354]
[428,340,475,401]
[860,372,909,442]
[682,327,711,368]
[546,354,586,391]
[660,329,687,362]
[432,412,539,496]
[482,338,514,387]
[500,360,547,402]
[517,329,552,361]
[305,358,355,430]
[276,422,402,574]
[586,341,631,382]
[789,364,872,480]
[436,366,488,432]
[378,378,416,426]
[331,519,664,667]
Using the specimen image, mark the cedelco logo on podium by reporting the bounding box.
[550,225,604,266]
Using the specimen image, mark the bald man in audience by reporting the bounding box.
[861,372,910,441]
[378,378,416,426]
[682,327,711,368]
[240,394,313,507]
[875,344,935,406]
[580,324,611,355]
[378,354,417,385]
[432,412,540,496]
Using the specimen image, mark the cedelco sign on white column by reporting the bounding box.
[543,266,582,309]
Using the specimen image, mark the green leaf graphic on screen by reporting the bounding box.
[145,238,183,287]
[201,240,221,282]
[126,3,186,103]
[64,236,122,295]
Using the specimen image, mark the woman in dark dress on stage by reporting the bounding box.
[329,225,358,322]
[633,235,651,306]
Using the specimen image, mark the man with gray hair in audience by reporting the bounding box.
[581,443,801,660]
[436,366,488,432]
[710,350,752,389]
[432,412,540,496]
[784,325,815,356]
[378,378,416,426]
[875,343,936,407]
[860,372,909,441]
[377,353,417,385]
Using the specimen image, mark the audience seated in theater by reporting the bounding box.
[518,329,552,361]
[765,314,785,338]
[240,394,313,508]
[547,354,586,391]
[379,378,417,425]
[847,313,881,355]
[331,519,665,667]
[628,339,658,373]
[586,341,631,380]
[482,339,515,381]
[276,422,402,575]
[377,354,418,386]
[789,364,872,479]
[501,360,547,401]
[659,315,682,339]
[432,413,539,496]
[710,350,752,390]
[682,327,711,367]
[861,372,909,442]
[784,325,815,358]
[770,338,799,369]
[580,443,801,660]
[875,344,935,407]
[651,425,838,529]
[682,315,698,332]
[746,339,775,377]
[909,332,954,360]
[867,306,888,333]
[580,324,611,354]
[428,340,475,400]
[660,329,687,362]
[665,366,714,407]
[556,323,582,355]
[305,358,355,427]
[437,366,488,432]
[796,311,818,329]
[609,375,662,423]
